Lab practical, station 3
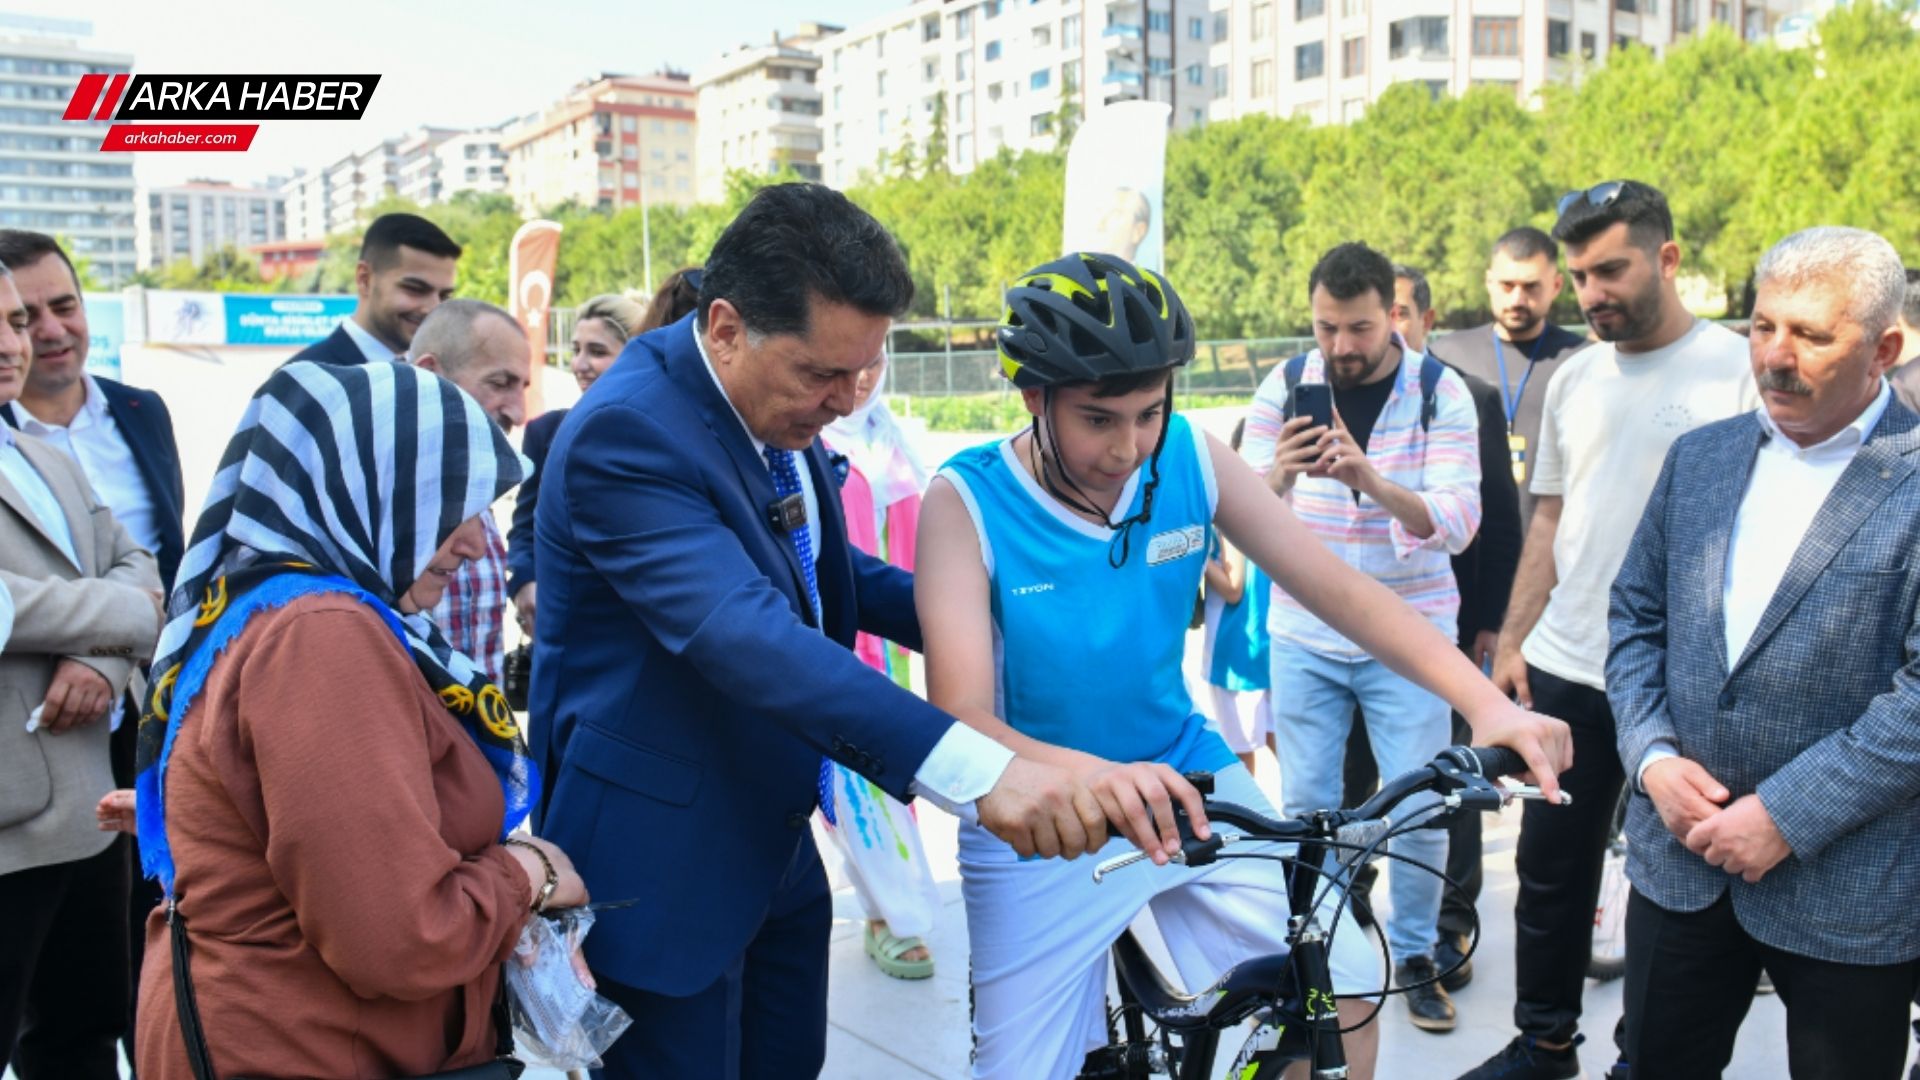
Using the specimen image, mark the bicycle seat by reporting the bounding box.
[1110,928,1294,1032]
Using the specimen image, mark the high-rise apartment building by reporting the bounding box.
[0,14,135,283]
[695,23,838,202]
[137,179,286,271]
[503,72,698,215]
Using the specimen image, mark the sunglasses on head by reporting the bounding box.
[1556,181,1626,218]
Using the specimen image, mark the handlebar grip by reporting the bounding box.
[1462,745,1530,779]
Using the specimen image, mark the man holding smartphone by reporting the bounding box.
[1240,242,1484,1035]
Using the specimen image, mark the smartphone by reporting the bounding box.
[1287,383,1333,431]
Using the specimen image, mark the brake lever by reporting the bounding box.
[1500,781,1573,806]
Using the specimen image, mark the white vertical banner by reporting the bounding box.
[1060,101,1172,273]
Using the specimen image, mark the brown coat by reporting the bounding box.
[136,593,532,1080]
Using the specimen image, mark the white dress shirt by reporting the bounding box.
[7,376,162,561]
[0,424,79,568]
[692,329,1014,817]
[0,576,13,654]
[1638,382,1893,784]
[341,316,405,365]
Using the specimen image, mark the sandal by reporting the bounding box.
[863,922,934,980]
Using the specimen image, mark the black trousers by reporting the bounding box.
[1511,664,1624,1042]
[592,833,831,1079]
[0,839,131,1079]
[1623,889,1920,1079]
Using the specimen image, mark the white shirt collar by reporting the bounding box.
[1755,379,1891,459]
[340,316,404,365]
[692,324,770,457]
[8,373,106,434]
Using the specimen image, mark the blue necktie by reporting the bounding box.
[767,447,840,823]
[764,447,820,620]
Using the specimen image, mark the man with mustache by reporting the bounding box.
[290,212,460,367]
[1459,181,1759,1080]
[1245,241,1485,1036]
[410,299,531,689]
[1609,226,1920,1079]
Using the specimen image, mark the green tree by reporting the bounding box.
[926,92,950,175]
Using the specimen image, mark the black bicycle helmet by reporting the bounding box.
[997,252,1196,388]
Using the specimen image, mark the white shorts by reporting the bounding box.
[958,764,1379,1080]
[1207,685,1272,755]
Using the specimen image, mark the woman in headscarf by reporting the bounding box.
[814,348,944,980]
[132,361,586,1079]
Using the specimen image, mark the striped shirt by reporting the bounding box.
[430,513,509,687]
[1240,345,1481,659]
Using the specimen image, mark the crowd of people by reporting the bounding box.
[0,175,1913,1080]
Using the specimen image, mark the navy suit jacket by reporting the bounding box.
[1608,400,1920,965]
[288,324,372,367]
[3,376,184,591]
[505,407,563,599]
[529,314,954,994]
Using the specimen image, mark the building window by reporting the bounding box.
[834,87,844,110]
[621,115,637,132]
[1341,0,1363,15]
[988,81,1003,101]
[832,49,842,74]
[1062,14,1080,49]
[1342,36,1365,77]
[1030,67,1051,90]
[1147,11,1171,33]
[878,109,890,135]
[1250,2,1271,40]
[955,8,972,38]
[1615,0,1638,10]
[956,131,974,167]
[1149,56,1172,75]
[985,0,1002,17]
[923,15,941,42]
[925,58,939,83]
[1030,112,1052,136]
[1581,31,1598,58]
[1189,16,1205,39]
[1212,65,1229,95]
[1297,0,1324,18]
[833,122,844,145]
[1712,1,1731,22]
[1190,106,1204,125]
[1472,16,1519,56]
[623,144,637,160]
[1342,96,1365,121]
[1186,62,1205,86]
[1549,19,1571,56]
[986,39,1002,61]
[1033,24,1052,47]
[1676,0,1697,32]
[957,51,972,81]
[956,89,972,123]
[1616,34,1632,51]
[1424,79,1448,100]
[876,32,887,58]
[1295,41,1324,80]
[1388,16,1450,60]
[877,71,888,96]
[1250,58,1273,96]
[1062,58,1080,89]
[652,118,666,133]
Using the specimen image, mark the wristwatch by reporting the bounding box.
[504,837,558,912]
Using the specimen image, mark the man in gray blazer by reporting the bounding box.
[1609,226,1920,1079]
[0,263,162,1077]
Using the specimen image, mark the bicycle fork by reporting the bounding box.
[1288,833,1349,1080]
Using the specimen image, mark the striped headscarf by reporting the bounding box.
[135,361,537,892]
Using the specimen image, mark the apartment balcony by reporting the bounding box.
[1103,23,1143,54]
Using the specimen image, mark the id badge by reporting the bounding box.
[1508,433,1528,486]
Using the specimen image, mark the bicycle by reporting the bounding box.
[1076,745,1567,1080]
[1588,785,1631,983]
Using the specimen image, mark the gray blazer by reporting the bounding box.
[1608,401,1920,966]
[0,431,161,877]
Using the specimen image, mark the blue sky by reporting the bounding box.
[44,0,908,188]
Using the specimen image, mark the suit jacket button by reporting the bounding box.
[1718,691,1736,710]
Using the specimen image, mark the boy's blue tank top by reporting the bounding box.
[938,414,1237,773]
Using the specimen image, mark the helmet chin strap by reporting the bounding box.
[1029,382,1177,569]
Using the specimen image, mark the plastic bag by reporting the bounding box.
[504,907,632,1069]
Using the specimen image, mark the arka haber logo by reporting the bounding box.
[64,73,380,152]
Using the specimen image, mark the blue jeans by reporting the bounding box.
[1270,641,1452,965]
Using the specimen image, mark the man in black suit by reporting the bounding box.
[0,230,187,1070]
[290,212,461,366]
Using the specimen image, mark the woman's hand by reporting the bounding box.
[504,835,589,911]
[96,789,137,835]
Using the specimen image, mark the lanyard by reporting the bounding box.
[1492,329,1550,430]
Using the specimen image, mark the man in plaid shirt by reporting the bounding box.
[1241,242,1482,1036]
[406,299,532,687]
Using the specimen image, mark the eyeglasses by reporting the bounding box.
[1556,181,1626,218]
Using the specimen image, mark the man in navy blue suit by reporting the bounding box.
[532,185,1140,1079]
[289,212,460,366]
[0,230,185,1070]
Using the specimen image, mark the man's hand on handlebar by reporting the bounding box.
[1465,699,1573,804]
[977,757,1110,859]
[1074,759,1212,866]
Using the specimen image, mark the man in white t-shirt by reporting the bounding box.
[1457,181,1760,1080]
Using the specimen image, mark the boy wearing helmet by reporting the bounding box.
[915,253,1572,1079]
